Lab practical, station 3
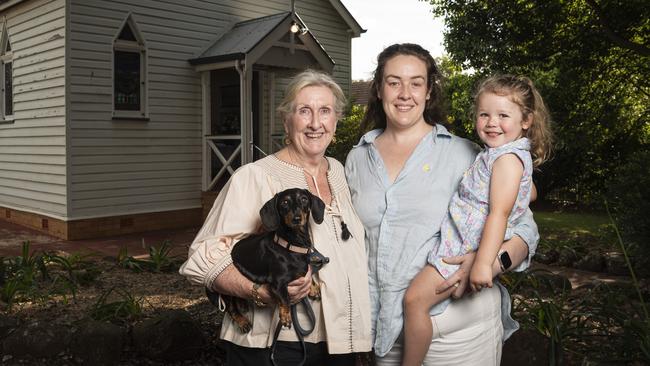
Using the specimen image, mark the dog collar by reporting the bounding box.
[273,234,310,254]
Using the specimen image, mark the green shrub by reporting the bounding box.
[327,103,364,164]
[89,287,145,324]
[147,240,179,273]
[0,242,99,309]
[607,146,650,279]
[116,240,181,273]
[607,148,650,251]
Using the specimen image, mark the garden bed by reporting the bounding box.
[0,245,226,365]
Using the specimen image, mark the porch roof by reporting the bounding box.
[189,12,335,72]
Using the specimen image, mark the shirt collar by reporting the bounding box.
[355,124,453,147]
[355,129,383,146]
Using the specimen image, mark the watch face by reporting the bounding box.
[500,251,513,270]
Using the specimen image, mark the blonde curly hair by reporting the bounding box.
[474,74,554,167]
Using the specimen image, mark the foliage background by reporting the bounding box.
[427,0,649,246]
[331,0,648,252]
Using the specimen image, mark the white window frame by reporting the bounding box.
[0,23,13,122]
[112,14,148,120]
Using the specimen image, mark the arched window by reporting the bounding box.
[1,23,13,121]
[113,14,147,119]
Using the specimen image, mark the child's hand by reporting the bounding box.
[469,263,493,292]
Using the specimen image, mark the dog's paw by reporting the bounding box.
[281,319,292,329]
[229,314,252,333]
[237,320,252,333]
[309,281,321,300]
[279,305,292,328]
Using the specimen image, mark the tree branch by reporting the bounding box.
[585,0,650,57]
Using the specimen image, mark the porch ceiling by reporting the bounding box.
[189,12,334,72]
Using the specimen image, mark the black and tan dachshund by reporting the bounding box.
[224,188,326,333]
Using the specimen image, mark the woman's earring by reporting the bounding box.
[332,135,337,143]
[284,136,292,145]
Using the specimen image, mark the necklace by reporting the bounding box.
[287,148,326,200]
[284,148,352,241]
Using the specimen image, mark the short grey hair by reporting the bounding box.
[276,69,347,123]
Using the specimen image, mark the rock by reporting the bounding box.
[69,318,125,366]
[575,252,606,272]
[502,329,549,366]
[605,252,630,276]
[557,247,578,267]
[0,315,19,339]
[132,309,205,361]
[2,321,70,359]
[633,256,650,278]
[535,272,573,296]
[535,249,559,265]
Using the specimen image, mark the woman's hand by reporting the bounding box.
[287,266,313,304]
[435,251,476,299]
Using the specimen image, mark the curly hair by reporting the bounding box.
[473,74,554,167]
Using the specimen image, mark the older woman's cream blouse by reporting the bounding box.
[179,154,372,354]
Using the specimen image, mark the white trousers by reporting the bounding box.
[376,286,503,366]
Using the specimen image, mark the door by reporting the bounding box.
[206,69,261,191]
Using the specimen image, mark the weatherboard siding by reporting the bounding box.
[297,0,352,93]
[0,0,67,218]
[68,0,355,220]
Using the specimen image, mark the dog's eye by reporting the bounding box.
[280,199,290,208]
[300,196,309,206]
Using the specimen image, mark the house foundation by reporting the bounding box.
[1,206,203,240]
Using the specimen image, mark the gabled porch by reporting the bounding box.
[189,12,334,208]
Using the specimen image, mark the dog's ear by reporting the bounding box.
[260,194,280,231]
[308,191,325,224]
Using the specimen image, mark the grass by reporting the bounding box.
[534,209,617,256]
[535,210,611,235]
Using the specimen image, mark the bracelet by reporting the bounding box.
[251,283,267,307]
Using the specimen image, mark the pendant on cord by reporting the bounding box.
[340,220,352,241]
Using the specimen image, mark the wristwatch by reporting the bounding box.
[498,250,513,272]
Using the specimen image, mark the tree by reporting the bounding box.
[427,0,650,204]
[327,103,365,164]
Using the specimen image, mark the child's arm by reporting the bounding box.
[470,154,524,292]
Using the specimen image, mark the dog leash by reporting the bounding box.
[270,249,329,366]
[270,297,316,366]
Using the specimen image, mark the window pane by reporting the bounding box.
[114,51,140,111]
[4,61,12,116]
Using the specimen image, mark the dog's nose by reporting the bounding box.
[292,216,302,225]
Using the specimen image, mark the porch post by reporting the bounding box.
[200,71,211,191]
[244,65,254,163]
[236,60,253,164]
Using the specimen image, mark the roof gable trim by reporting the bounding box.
[328,0,365,37]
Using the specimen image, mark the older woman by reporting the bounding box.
[180,70,371,365]
[345,43,539,365]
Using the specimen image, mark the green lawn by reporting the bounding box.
[533,210,616,252]
[534,210,612,235]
